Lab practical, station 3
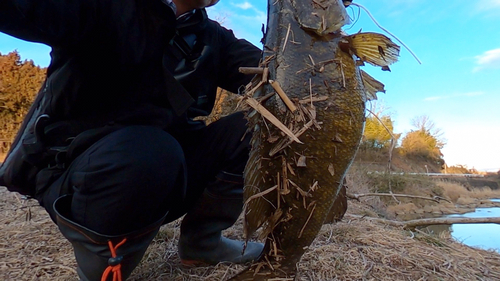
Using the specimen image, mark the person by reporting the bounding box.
[0,0,264,280]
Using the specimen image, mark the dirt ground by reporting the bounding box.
[2,186,500,281]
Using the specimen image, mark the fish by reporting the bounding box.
[230,0,400,280]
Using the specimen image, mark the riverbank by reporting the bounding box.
[385,180,500,219]
[2,185,500,280]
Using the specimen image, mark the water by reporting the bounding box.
[448,200,500,252]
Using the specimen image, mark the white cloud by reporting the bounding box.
[234,2,253,10]
[475,0,500,17]
[480,0,500,8]
[473,48,500,72]
[424,92,484,101]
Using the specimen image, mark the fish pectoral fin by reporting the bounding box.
[360,70,386,101]
[243,186,277,240]
[324,184,348,224]
[347,32,400,69]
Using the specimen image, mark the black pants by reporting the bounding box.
[38,112,250,235]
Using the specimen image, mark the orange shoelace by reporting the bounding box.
[101,238,127,281]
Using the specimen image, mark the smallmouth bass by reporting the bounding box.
[231,0,399,279]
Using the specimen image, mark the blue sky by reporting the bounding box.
[1,0,499,171]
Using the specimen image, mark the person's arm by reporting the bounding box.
[0,0,99,47]
[217,26,262,93]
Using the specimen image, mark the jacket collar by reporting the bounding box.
[175,8,208,34]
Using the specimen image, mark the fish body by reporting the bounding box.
[230,0,398,279]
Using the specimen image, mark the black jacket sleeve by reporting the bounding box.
[217,26,262,94]
[0,0,100,47]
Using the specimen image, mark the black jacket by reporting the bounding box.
[0,0,262,195]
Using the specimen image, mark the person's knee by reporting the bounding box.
[67,126,186,233]
[67,125,186,202]
[107,126,186,187]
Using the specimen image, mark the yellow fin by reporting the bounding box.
[360,70,386,101]
[347,32,400,68]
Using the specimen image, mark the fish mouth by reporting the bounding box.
[301,20,347,37]
[343,0,353,7]
[293,0,350,37]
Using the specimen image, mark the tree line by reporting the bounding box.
[0,51,46,153]
[362,108,446,169]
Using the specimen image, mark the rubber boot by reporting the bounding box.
[178,174,263,265]
[54,195,165,281]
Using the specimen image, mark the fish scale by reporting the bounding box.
[230,0,399,279]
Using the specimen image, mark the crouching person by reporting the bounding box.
[0,0,264,279]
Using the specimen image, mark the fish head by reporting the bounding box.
[292,0,349,37]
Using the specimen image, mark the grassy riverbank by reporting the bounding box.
[348,165,500,220]
[2,167,500,280]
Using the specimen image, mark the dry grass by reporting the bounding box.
[440,181,500,203]
[3,186,500,281]
[1,187,77,280]
[344,166,388,218]
[386,203,419,215]
[351,166,500,218]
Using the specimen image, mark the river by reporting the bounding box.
[448,199,500,252]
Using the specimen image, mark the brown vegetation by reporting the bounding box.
[3,173,500,280]
[0,51,46,153]
[350,165,500,219]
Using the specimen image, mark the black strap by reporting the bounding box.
[170,31,193,60]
